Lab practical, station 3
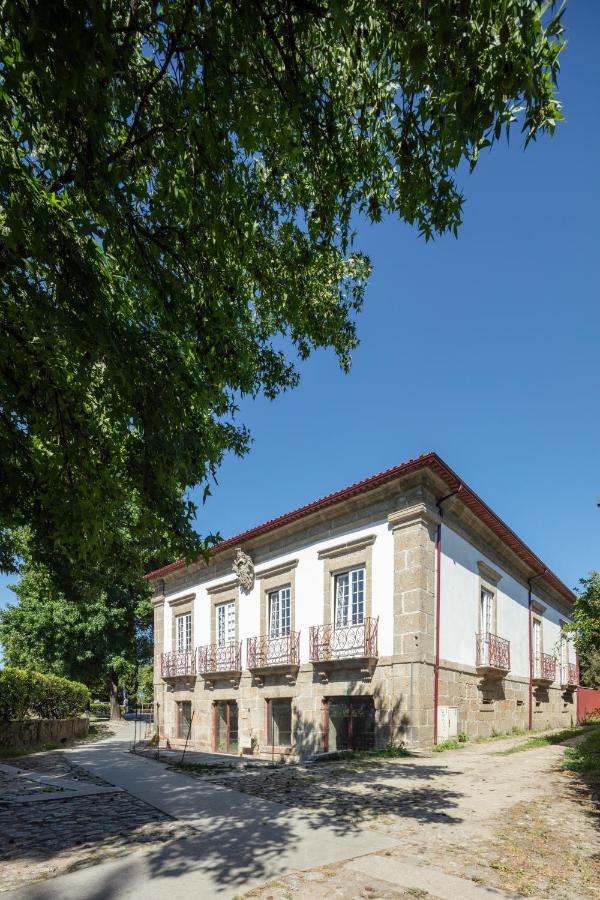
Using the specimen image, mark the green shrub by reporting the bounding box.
[563,725,600,772]
[90,702,111,719]
[457,732,469,743]
[0,667,90,720]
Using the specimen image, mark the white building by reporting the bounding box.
[149,452,578,756]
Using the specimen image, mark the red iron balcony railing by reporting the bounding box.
[197,641,242,675]
[476,631,510,672]
[534,652,556,682]
[247,632,300,669]
[561,662,579,687]
[161,650,195,678]
[309,617,378,663]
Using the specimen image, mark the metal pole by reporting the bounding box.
[156,701,160,762]
[133,704,137,753]
[180,709,195,766]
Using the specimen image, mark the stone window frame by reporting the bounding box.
[318,535,376,626]
[255,559,299,638]
[169,593,195,652]
[207,580,240,645]
[477,560,502,636]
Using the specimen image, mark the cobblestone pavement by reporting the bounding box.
[0,751,194,893]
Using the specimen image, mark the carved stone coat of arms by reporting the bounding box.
[232,548,254,592]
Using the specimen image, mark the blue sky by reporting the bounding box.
[0,4,598,613]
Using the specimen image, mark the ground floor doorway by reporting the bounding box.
[324,695,375,752]
[214,700,238,753]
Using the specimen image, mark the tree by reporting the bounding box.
[569,572,600,689]
[0,1,566,588]
[0,544,153,719]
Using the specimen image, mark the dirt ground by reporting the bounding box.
[1,729,598,898]
[228,732,600,900]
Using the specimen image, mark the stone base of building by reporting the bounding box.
[154,656,577,760]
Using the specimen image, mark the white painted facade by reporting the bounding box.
[439,523,575,681]
[159,517,396,661]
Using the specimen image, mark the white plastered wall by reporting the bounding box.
[160,518,395,660]
[439,523,571,680]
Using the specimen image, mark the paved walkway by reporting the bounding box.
[4,723,396,899]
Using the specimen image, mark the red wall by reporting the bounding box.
[577,687,600,722]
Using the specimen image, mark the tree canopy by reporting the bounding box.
[0,1,565,588]
[569,572,600,689]
[0,535,152,717]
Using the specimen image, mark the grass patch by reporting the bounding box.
[563,725,600,772]
[489,798,599,897]
[431,739,466,752]
[495,727,584,755]
[432,726,528,752]
[312,744,412,764]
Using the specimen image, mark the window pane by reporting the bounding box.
[271,699,292,746]
[328,697,350,751]
[350,697,376,751]
[335,574,349,627]
[269,591,279,638]
[178,701,192,738]
[226,601,236,642]
[280,587,291,636]
[177,613,192,651]
[481,590,492,634]
[217,605,226,646]
[351,569,365,624]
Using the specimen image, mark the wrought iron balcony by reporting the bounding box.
[247,632,300,671]
[197,641,242,677]
[533,652,556,685]
[476,631,510,678]
[161,650,196,679]
[561,662,579,688]
[309,616,378,665]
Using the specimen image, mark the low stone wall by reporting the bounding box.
[0,717,89,752]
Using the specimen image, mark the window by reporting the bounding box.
[480,589,493,635]
[325,696,375,752]
[214,700,238,753]
[267,698,293,746]
[561,630,570,676]
[177,701,192,739]
[334,568,365,627]
[269,587,291,638]
[217,601,236,646]
[533,617,542,677]
[176,612,192,652]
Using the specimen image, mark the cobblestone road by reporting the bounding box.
[0,750,193,893]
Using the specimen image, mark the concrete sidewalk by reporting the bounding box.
[5,723,396,899]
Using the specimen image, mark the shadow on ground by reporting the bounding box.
[1,734,466,898]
